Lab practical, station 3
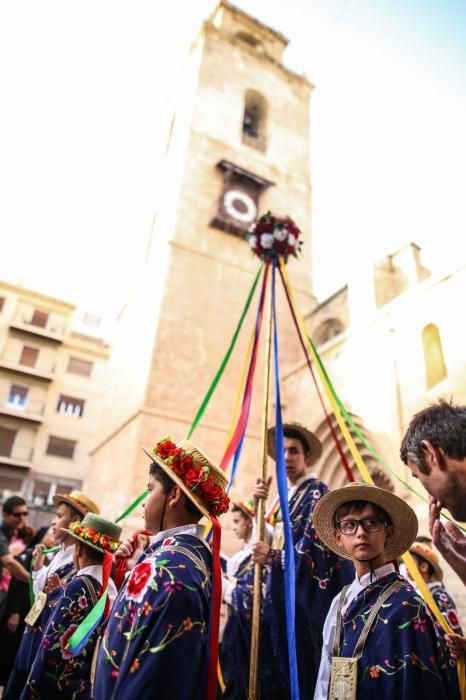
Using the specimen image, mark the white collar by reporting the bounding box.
[153,523,209,549]
[77,564,103,583]
[288,472,316,499]
[356,562,395,587]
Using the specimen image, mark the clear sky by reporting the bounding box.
[1,0,465,314]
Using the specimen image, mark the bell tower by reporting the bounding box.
[87,2,315,526]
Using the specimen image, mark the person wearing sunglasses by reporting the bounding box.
[0,496,30,616]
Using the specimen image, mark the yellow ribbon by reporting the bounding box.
[279,257,466,698]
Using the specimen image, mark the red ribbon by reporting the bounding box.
[220,263,269,471]
[205,515,222,700]
[278,265,355,483]
[113,530,153,591]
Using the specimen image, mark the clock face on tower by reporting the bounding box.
[210,160,274,238]
[222,188,257,224]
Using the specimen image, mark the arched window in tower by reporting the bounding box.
[314,318,345,346]
[242,90,267,152]
[422,323,447,389]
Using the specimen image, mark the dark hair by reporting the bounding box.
[415,535,433,545]
[283,428,310,455]
[76,540,104,564]
[231,504,250,519]
[2,495,27,515]
[149,463,203,521]
[333,500,392,528]
[411,551,434,579]
[400,399,466,470]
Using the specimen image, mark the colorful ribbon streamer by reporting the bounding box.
[277,264,354,482]
[187,264,263,440]
[67,550,113,654]
[220,263,269,471]
[271,261,300,700]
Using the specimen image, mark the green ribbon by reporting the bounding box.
[67,590,108,653]
[309,336,466,534]
[28,546,61,605]
[115,490,149,524]
[186,263,263,440]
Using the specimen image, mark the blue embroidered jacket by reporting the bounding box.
[93,533,212,700]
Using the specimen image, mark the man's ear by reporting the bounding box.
[420,440,442,471]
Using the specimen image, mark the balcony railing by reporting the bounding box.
[0,395,46,422]
[9,315,66,342]
[0,444,34,466]
[0,352,55,380]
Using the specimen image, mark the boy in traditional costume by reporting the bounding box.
[22,514,121,699]
[409,538,463,635]
[252,422,354,699]
[93,438,229,700]
[221,499,256,700]
[4,491,100,698]
[313,482,459,700]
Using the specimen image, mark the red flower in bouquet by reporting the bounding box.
[247,212,303,263]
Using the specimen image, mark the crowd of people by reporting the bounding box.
[0,398,465,699]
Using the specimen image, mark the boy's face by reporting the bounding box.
[232,511,251,541]
[334,503,392,561]
[144,474,169,534]
[51,503,80,544]
[284,437,309,484]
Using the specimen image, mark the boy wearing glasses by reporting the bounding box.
[312,482,459,700]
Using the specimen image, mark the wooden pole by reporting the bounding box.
[248,267,273,700]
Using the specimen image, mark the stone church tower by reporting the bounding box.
[86,2,315,531]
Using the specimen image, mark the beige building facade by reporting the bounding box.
[0,281,109,525]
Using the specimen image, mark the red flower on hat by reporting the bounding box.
[153,439,230,516]
[126,559,156,604]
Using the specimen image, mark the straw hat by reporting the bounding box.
[53,490,100,517]
[312,482,418,560]
[267,422,322,467]
[410,541,443,581]
[62,513,122,554]
[233,498,255,519]
[143,438,229,519]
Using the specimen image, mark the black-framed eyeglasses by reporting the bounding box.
[12,511,29,518]
[336,517,386,536]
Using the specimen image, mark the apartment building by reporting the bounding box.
[0,281,109,521]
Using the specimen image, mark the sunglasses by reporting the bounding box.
[12,511,29,518]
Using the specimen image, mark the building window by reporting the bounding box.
[67,356,93,377]
[32,480,52,506]
[57,395,84,418]
[30,309,49,328]
[314,318,345,345]
[422,323,447,389]
[0,297,4,312]
[0,474,23,499]
[236,32,261,49]
[0,426,17,457]
[20,345,39,368]
[6,385,29,409]
[46,436,76,459]
[242,90,267,151]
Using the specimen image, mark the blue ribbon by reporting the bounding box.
[271,261,300,700]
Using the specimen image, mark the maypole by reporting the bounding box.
[248,261,273,700]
